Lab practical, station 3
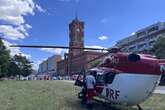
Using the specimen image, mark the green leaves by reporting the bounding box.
[0,39,33,78]
[12,54,32,77]
[152,37,165,59]
[0,39,10,78]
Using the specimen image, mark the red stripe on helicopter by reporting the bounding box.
[98,53,164,75]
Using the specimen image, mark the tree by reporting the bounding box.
[151,36,165,85]
[152,37,165,59]
[7,61,21,77]
[12,54,32,77]
[0,39,10,78]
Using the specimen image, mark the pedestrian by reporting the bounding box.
[85,71,97,110]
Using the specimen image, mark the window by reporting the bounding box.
[128,54,141,62]
[138,43,146,49]
[137,31,146,37]
[149,41,155,46]
[95,72,116,84]
[105,73,116,84]
[96,74,105,84]
[129,46,136,51]
[148,26,159,33]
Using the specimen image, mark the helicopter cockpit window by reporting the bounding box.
[128,54,141,62]
[105,72,116,84]
[96,73,105,84]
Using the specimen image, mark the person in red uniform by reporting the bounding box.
[85,71,96,110]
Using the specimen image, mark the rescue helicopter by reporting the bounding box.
[9,44,165,110]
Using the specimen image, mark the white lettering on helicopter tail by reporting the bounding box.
[106,55,119,64]
[160,65,165,73]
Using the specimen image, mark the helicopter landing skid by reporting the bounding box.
[137,104,143,110]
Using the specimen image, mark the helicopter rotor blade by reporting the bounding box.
[10,45,108,51]
[10,45,121,69]
[86,52,109,64]
[86,47,121,67]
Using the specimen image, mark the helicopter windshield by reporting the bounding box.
[96,71,116,84]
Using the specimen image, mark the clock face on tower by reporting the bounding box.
[76,28,80,32]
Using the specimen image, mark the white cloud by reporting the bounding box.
[0,15,24,25]
[32,60,41,70]
[131,32,136,35]
[0,25,25,40]
[0,0,35,25]
[25,24,32,29]
[101,18,109,23]
[0,0,45,40]
[41,48,67,55]
[85,45,107,52]
[32,58,48,70]
[0,0,45,70]
[36,4,46,13]
[2,40,31,59]
[86,45,105,49]
[98,35,109,41]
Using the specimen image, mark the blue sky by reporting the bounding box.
[1,0,165,70]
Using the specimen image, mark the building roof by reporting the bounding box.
[57,51,104,64]
[116,22,165,47]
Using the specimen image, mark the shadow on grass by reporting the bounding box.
[74,101,139,110]
[93,103,138,110]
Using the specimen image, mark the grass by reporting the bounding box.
[0,81,83,110]
[0,81,165,110]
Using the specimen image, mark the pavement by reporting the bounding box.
[154,86,165,94]
[62,80,75,83]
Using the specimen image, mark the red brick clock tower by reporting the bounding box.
[69,17,84,56]
[67,17,84,75]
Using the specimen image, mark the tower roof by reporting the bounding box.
[75,12,78,21]
[73,16,79,22]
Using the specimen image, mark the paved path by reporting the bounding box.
[154,86,165,94]
[62,80,75,83]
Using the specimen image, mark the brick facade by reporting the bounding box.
[57,17,104,75]
[57,51,103,75]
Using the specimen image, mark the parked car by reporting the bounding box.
[52,77,57,80]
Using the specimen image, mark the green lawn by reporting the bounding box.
[0,81,165,110]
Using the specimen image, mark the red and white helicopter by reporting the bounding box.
[10,45,165,110]
[76,51,165,110]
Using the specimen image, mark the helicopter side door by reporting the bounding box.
[95,71,117,99]
[95,73,105,94]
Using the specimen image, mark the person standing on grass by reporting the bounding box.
[85,71,97,110]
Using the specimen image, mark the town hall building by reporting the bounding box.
[57,17,103,75]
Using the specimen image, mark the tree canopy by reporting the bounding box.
[152,37,165,59]
[12,54,32,77]
[152,36,165,85]
[0,38,33,78]
[0,39,10,78]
